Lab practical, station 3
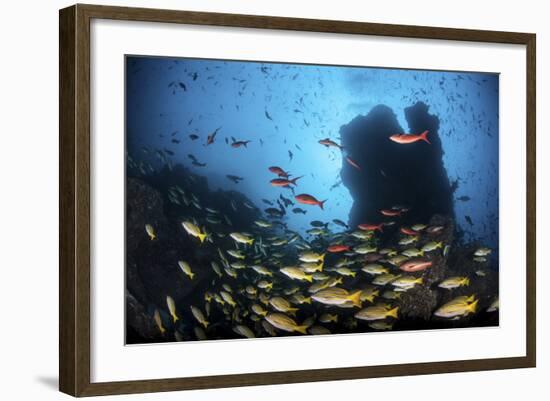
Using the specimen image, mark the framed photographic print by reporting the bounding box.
[59,4,536,397]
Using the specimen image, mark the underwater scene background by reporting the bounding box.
[125,55,499,344]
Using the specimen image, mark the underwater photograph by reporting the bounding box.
[125,55,499,344]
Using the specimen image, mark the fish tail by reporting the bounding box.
[420,130,431,144]
[190,272,195,280]
[204,321,209,328]
[295,325,309,335]
[290,176,303,185]
[247,238,255,245]
[305,275,313,283]
[378,223,384,232]
[198,232,207,243]
[318,200,327,210]
[305,297,312,304]
[173,315,179,323]
[351,272,357,278]
[464,277,470,286]
[416,277,424,285]
[387,307,399,319]
[468,299,478,314]
[419,250,425,257]
[348,290,363,308]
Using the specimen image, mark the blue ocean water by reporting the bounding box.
[126,56,498,249]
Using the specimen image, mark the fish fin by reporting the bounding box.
[295,325,309,334]
[319,200,327,210]
[348,290,363,308]
[420,130,431,144]
[387,307,399,319]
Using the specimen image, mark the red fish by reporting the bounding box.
[270,176,302,187]
[318,138,343,149]
[380,209,402,217]
[206,127,220,145]
[346,156,361,171]
[358,223,384,232]
[400,227,418,236]
[231,140,251,148]
[268,166,290,178]
[295,194,326,210]
[399,259,433,272]
[327,244,350,253]
[390,130,430,145]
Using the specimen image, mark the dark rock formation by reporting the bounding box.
[340,102,454,228]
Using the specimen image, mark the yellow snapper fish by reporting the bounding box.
[312,272,330,281]
[145,224,156,240]
[224,266,238,279]
[261,320,278,336]
[401,248,424,258]
[254,220,272,228]
[319,313,338,323]
[411,224,427,231]
[230,261,247,270]
[190,305,209,328]
[350,230,372,240]
[269,297,299,314]
[362,264,389,275]
[166,295,179,323]
[251,265,273,276]
[311,287,363,307]
[334,267,357,277]
[438,276,470,289]
[181,221,207,243]
[153,309,165,334]
[373,273,401,286]
[257,280,273,290]
[354,305,399,321]
[391,276,423,290]
[210,261,222,277]
[194,326,207,340]
[368,321,394,330]
[251,303,268,316]
[280,266,313,282]
[379,248,398,257]
[227,249,246,259]
[487,297,499,312]
[259,292,270,305]
[360,287,379,303]
[220,291,237,307]
[230,232,254,245]
[354,244,378,255]
[309,325,331,335]
[434,297,478,318]
[298,251,326,264]
[265,313,308,334]
[291,293,312,305]
[245,285,257,296]
[474,270,486,277]
[474,247,492,257]
[233,324,256,338]
[474,257,487,263]
[300,262,323,273]
[398,236,419,245]
[421,241,443,253]
[387,255,409,266]
[178,261,195,280]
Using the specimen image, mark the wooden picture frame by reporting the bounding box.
[59,3,536,397]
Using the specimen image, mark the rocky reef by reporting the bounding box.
[340,102,454,229]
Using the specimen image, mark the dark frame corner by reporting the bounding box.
[59,3,536,397]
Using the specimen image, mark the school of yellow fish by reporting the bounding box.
[141,186,498,341]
